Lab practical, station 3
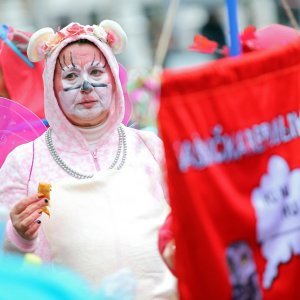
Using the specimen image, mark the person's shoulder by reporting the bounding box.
[2,134,44,168]
[124,126,164,163]
[125,126,162,144]
[4,141,34,165]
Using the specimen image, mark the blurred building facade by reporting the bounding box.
[0,0,299,70]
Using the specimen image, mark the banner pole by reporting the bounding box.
[226,0,241,56]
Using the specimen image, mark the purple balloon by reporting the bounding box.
[0,97,46,168]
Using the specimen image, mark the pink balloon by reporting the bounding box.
[0,97,46,168]
[246,24,299,51]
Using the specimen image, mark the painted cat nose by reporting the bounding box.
[80,80,93,93]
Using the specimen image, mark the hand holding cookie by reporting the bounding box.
[38,182,51,217]
[10,193,49,241]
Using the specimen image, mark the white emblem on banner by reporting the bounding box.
[251,155,300,289]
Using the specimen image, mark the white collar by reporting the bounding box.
[75,123,105,151]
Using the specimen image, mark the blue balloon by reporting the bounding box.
[0,254,92,299]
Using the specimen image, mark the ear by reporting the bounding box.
[99,20,127,54]
[27,27,55,62]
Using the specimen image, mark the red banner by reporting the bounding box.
[159,40,300,299]
[0,37,44,118]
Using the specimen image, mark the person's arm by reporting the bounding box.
[0,145,44,253]
[6,193,48,253]
[135,129,177,274]
[5,218,39,253]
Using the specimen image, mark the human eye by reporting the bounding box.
[90,68,103,77]
[64,72,78,81]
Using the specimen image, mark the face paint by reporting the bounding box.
[81,80,93,92]
[54,42,114,127]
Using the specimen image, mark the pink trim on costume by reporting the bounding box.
[6,219,37,252]
[26,140,35,196]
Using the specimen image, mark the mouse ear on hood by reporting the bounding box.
[99,20,127,54]
[27,27,55,62]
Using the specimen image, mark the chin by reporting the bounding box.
[73,115,109,127]
[69,109,109,126]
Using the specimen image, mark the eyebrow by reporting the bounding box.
[58,52,78,71]
[90,61,106,69]
[95,60,106,68]
[61,66,79,72]
[90,53,107,68]
[58,52,107,70]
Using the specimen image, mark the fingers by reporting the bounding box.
[15,211,42,241]
[10,195,48,241]
[24,220,42,240]
[19,198,48,220]
[20,210,42,229]
[12,193,43,215]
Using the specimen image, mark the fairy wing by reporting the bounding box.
[0,97,46,167]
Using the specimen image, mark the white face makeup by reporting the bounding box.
[54,42,114,127]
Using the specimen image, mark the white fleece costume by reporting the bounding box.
[0,22,177,299]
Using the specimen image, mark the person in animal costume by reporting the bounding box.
[0,20,177,299]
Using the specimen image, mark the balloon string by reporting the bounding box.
[281,0,300,30]
[153,0,180,70]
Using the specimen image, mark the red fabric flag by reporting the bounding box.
[158,40,300,299]
[188,34,218,54]
[0,27,44,119]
